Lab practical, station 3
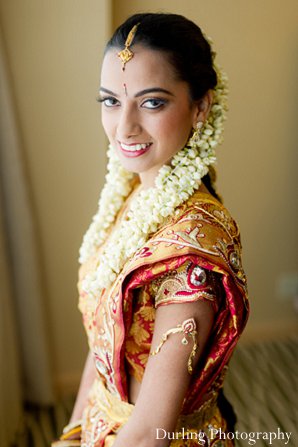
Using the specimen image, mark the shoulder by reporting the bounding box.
[137,191,242,270]
[122,192,249,338]
[173,191,240,243]
[123,191,247,297]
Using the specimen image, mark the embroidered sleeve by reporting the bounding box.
[150,261,221,311]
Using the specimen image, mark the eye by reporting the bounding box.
[141,98,167,109]
[97,96,120,107]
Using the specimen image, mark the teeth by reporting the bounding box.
[121,142,150,152]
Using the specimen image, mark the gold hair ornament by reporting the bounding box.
[150,318,198,374]
[117,23,140,71]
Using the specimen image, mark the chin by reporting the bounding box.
[116,152,149,173]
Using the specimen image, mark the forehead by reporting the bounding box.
[101,45,179,91]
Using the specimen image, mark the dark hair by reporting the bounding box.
[106,13,217,101]
[106,13,221,202]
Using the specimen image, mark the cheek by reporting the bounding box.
[158,112,192,146]
[151,115,178,141]
[101,112,115,138]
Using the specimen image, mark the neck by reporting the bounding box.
[138,166,163,189]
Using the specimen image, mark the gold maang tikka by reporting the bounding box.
[117,23,140,71]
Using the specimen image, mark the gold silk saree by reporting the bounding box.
[77,190,249,446]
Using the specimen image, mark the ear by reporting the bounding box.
[192,90,214,127]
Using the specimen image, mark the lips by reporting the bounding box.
[118,141,152,158]
[120,142,151,152]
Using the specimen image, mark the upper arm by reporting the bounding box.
[117,263,219,445]
[133,298,215,429]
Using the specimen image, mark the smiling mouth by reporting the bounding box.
[119,142,152,152]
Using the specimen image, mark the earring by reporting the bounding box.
[188,121,203,148]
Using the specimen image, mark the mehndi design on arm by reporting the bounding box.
[150,318,198,374]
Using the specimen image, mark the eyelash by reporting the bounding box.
[96,96,167,110]
[97,96,120,107]
[141,98,167,109]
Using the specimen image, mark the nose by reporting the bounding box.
[117,103,142,140]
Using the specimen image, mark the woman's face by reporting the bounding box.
[100,45,207,187]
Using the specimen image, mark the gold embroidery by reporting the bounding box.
[125,339,140,355]
[177,391,218,431]
[139,306,156,321]
[152,262,217,308]
[214,238,248,296]
[130,321,150,344]
[175,226,204,248]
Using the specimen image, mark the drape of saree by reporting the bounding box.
[78,190,249,447]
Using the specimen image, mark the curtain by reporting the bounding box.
[0,24,54,444]
[0,191,23,447]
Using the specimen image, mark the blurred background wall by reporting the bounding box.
[0,0,297,411]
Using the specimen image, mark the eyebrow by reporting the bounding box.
[100,87,119,97]
[135,88,174,97]
[99,87,174,97]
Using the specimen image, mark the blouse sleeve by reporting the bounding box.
[149,261,222,312]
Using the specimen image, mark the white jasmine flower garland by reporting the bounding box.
[79,62,228,298]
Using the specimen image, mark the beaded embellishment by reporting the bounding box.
[151,262,217,308]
